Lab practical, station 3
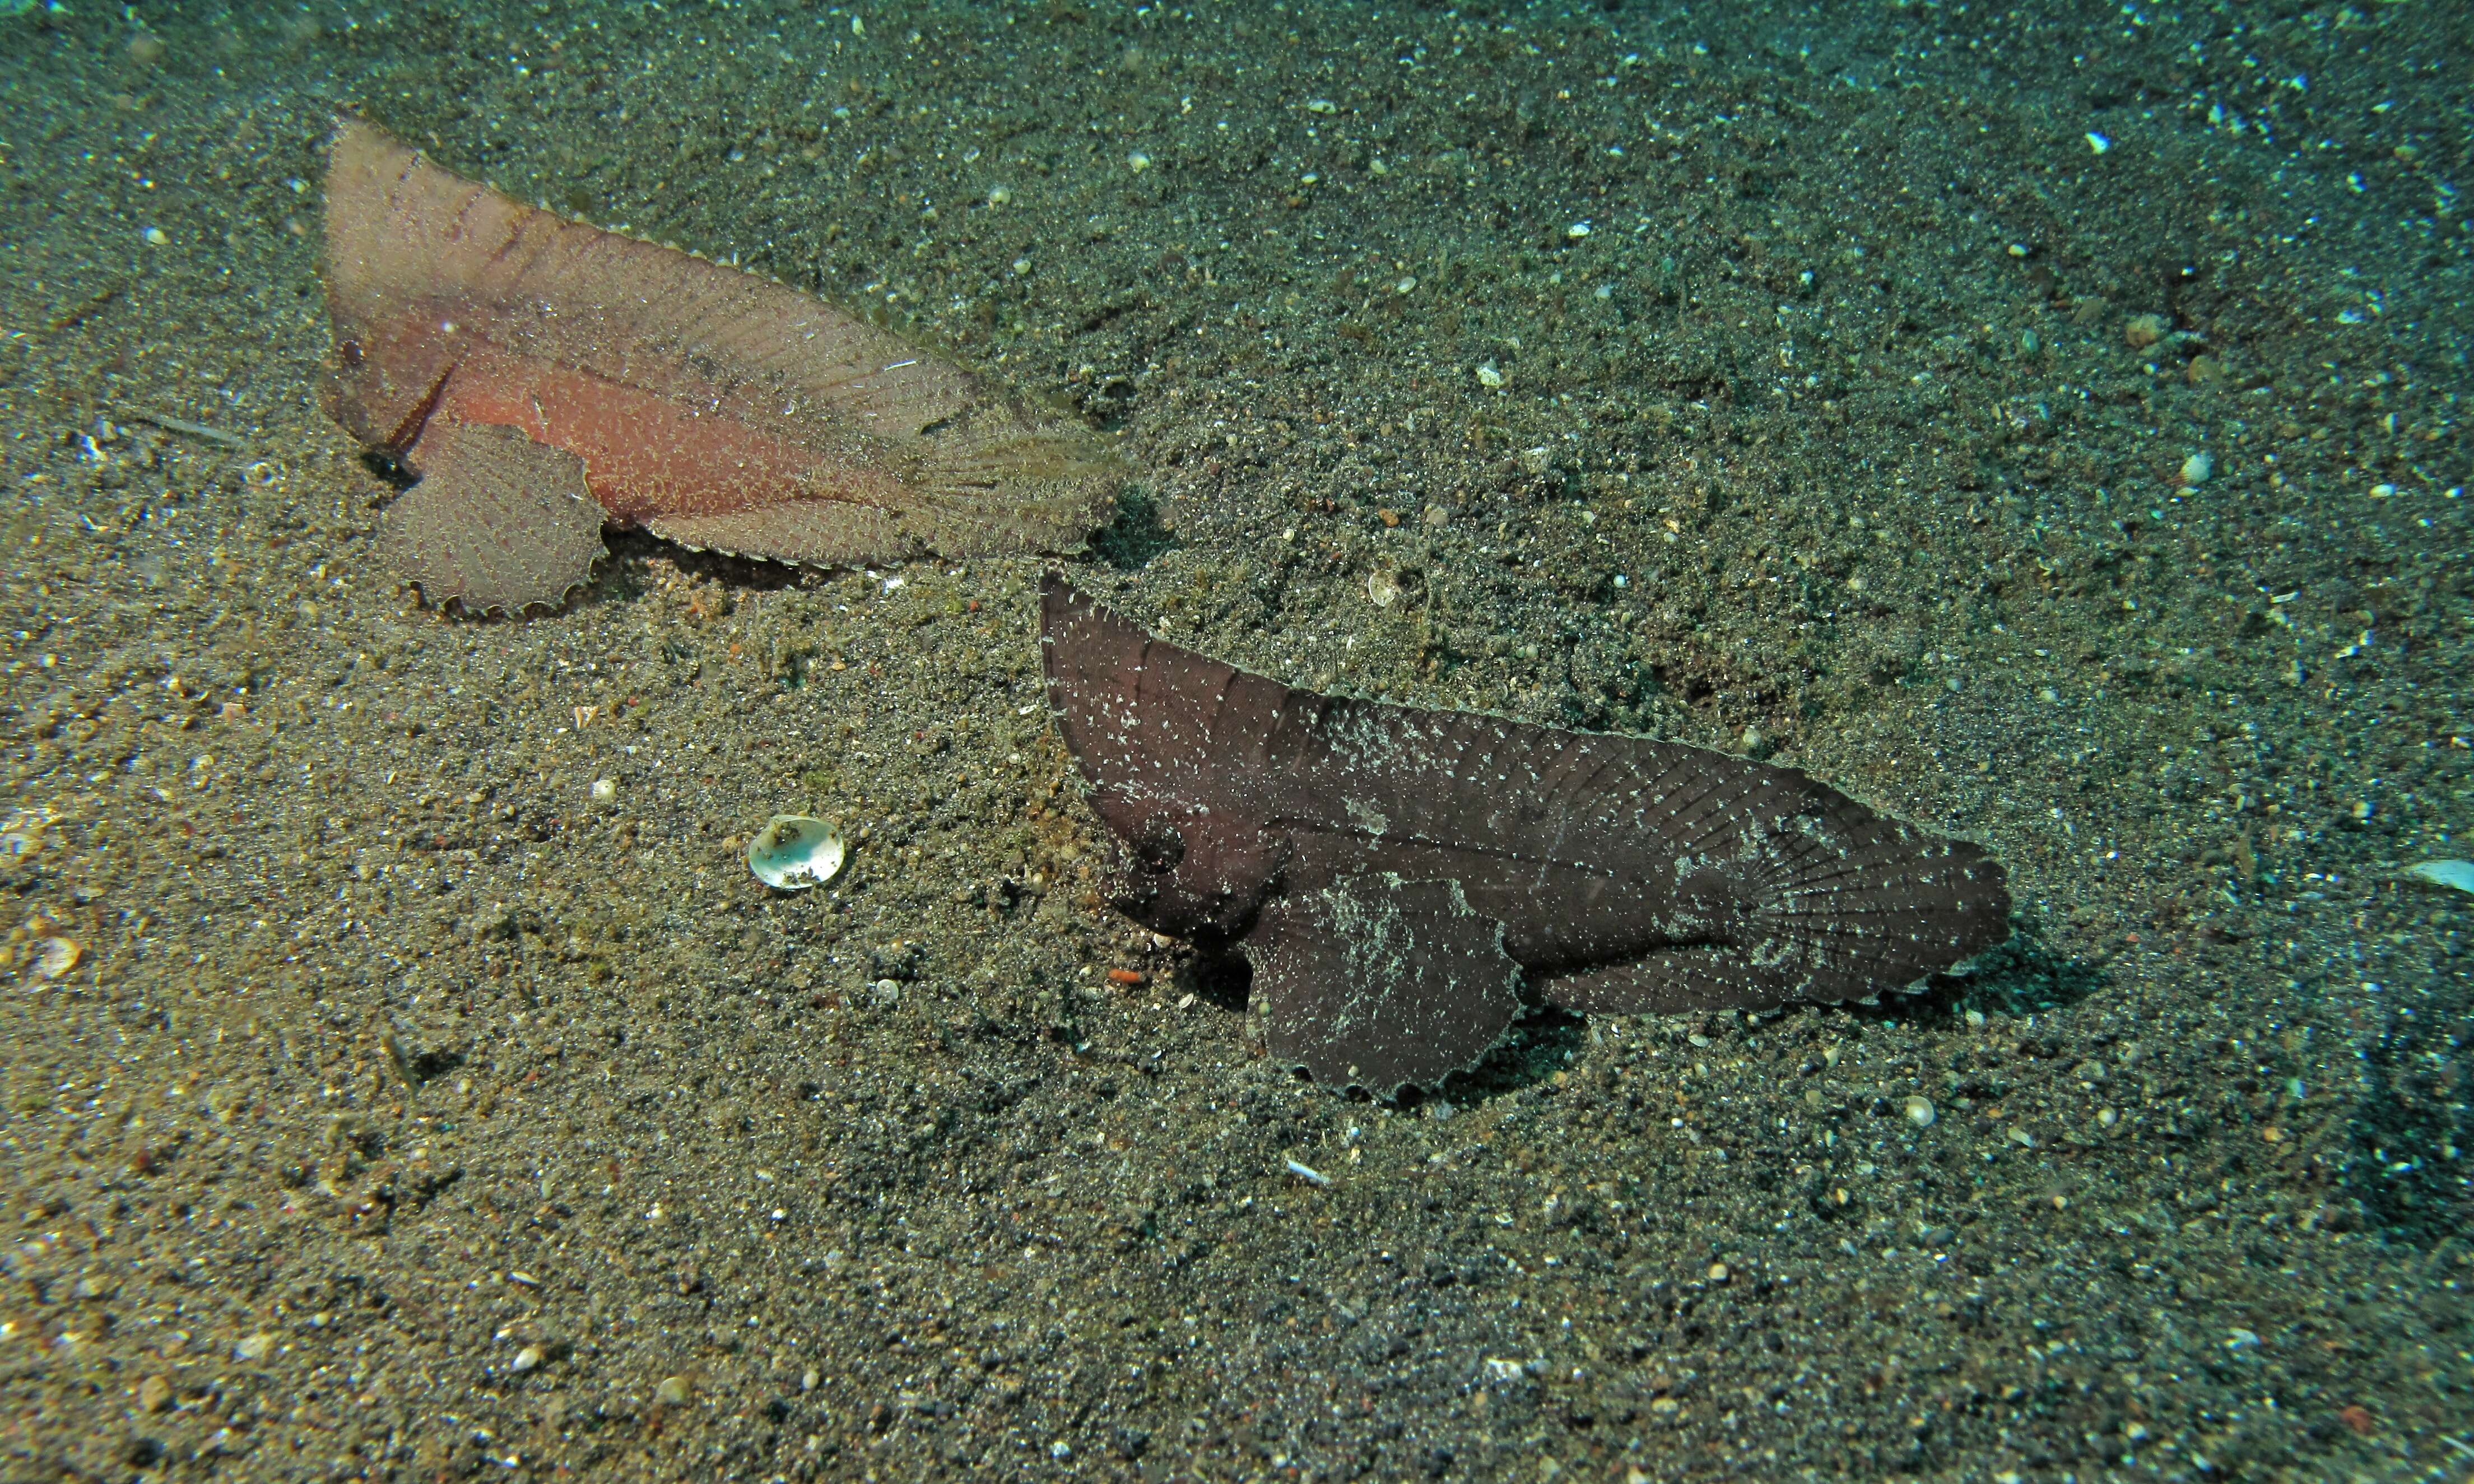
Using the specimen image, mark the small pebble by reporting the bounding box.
[511,1345,543,1373]
[1705,1262,1730,1283]
[1475,361,1504,389]
[2180,451,2212,485]
[1902,1096,1937,1129]
[137,1375,171,1413]
[144,226,170,246]
[654,1374,692,1406]
[590,777,616,803]
[2124,313,2165,349]
[234,1332,272,1361]
[1126,151,1151,173]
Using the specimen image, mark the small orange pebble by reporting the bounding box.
[2337,1405,2374,1436]
[1106,968,1146,987]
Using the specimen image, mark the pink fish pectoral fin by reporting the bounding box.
[1248,874,1524,1097]
[383,418,608,615]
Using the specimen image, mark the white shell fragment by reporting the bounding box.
[2402,859,2474,896]
[32,936,82,980]
[747,815,848,891]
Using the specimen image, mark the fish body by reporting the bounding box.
[321,117,1118,612]
[1041,576,2012,1094]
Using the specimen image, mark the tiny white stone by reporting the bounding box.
[144,227,169,246]
[590,776,617,802]
[1566,220,1592,239]
[1475,361,1505,389]
[1126,151,1151,173]
[1903,1096,1937,1129]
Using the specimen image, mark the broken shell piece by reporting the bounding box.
[2403,859,2474,896]
[0,806,57,862]
[747,816,848,892]
[32,936,82,980]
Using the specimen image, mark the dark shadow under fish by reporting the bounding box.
[1040,575,2013,1095]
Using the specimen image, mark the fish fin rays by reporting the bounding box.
[383,418,606,614]
[1250,874,1523,1096]
[648,502,916,568]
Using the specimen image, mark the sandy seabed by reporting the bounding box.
[1,1,2468,1480]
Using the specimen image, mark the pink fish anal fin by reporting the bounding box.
[646,502,921,567]
[1249,873,1524,1097]
[383,417,608,615]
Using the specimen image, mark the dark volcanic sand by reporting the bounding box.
[2,2,2468,1480]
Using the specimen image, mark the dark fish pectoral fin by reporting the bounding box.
[1249,874,1523,1095]
[383,418,607,615]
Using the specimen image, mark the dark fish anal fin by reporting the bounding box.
[1251,873,1523,1096]
[1539,946,1812,1016]
[382,417,607,615]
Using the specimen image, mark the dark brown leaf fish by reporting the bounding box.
[1041,576,2012,1095]
[320,116,1120,613]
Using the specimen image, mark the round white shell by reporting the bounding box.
[747,815,847,892]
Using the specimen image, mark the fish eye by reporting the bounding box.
[337,339,365,368]
[1132,818,1185,874]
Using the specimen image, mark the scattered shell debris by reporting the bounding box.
[10,913,83,982]
[1,806,57,860]
[1285,1157,1333,1188]
[747,815,849,892]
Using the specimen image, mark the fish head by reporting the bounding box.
[320,311,458,455]
[1103,807,1287,947]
